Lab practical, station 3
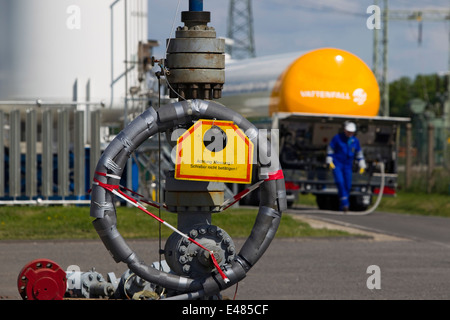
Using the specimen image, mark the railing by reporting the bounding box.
[0,100,238,205]
[0,104,103,205]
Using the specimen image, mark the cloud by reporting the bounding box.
[148,0,449,80]
[269,0,367,16]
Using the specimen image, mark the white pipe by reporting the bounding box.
[0,199,91,205]
[298,162,386,216]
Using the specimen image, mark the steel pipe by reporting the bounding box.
[90,100,287,298]
[189,0,203,12]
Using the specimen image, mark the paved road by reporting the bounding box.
[290,207,450,248]
[1,208,450,300]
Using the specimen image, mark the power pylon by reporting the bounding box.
[373,1,450,116]
[226,0,256,59]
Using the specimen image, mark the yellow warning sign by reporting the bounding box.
[175,119,254,184]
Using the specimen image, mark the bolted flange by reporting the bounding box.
[165,10,225,100]
[17,259,67,300]
[164,224,235,279]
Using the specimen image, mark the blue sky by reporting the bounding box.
[148,0,449,81]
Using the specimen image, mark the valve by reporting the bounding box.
[89,0,286,300]
[90,99,287,299]
[65,268,116,299]
[165,5,225,100]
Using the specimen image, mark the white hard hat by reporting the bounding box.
[344,121,356,132]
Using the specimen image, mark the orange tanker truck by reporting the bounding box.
[219,47,410,211]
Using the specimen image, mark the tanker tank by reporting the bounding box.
[219,48,380,119]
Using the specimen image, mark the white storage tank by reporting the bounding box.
[0,0,148,108]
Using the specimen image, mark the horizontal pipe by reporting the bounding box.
[0,100,105,106]
[0,200,91,205]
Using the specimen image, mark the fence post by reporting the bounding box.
[42,109,53,199]
[74,110,85,197]
[10,110,21,199]
[26,109,37,199]
[58,109,69,199]
[427,124,434,194]
[405,122,412,189]
[90,110,101,183]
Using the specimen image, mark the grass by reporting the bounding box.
[377,192,450,217]
[0,205,349,240]
[397,167,450,195]
[297,191,450,218]
[1,189,447,241]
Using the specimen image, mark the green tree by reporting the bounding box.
[388,73,446,117]
[389,76,413,116]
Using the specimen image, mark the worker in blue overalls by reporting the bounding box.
[326,121,366,212]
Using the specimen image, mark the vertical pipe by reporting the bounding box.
[382,0,389,116]
[10,110,21,198]
[247,0,256,58]
[189,0,203,11]
[226,0,235,57]
[110,2,115,108]
[26,109,37,199]
[0,111,4,197]
[124,0,132,195]
[85,79,91,144]
[372,0,379,81]
[124,0,128,129]
[42,109,53,199]
[74,111,85,197]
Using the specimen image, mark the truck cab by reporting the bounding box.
[273,112,409,210]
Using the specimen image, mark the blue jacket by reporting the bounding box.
[327,132,364,166]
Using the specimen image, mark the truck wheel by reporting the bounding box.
[350,195,372,211]
[316,194,340,211]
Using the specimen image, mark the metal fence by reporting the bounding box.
[400,121,450,194]
[0,105,102,205]
[10,102,440,203]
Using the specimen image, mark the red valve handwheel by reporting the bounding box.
[17,259,67,300]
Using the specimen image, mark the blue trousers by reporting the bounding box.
[332,161,353,210]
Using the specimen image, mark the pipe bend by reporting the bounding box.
[238,205,282,269]
[90,100,286,297]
